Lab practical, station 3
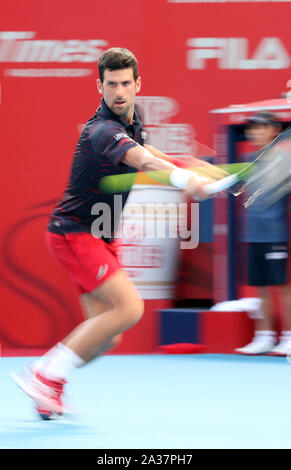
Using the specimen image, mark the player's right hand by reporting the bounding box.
[184,174,216,201]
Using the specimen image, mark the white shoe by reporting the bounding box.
[269,338,291,356]
[235,338,275,355]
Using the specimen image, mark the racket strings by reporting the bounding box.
[243,127,291,209]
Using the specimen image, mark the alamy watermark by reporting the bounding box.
[91,195,199,249]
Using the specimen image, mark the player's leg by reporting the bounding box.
[250,243,276,340]
[31,293,111,377]
[59,269,143,364]
[267,243,291,355]
[25,235,119,377]
[80,292,108,319]
[268,284,291,355]
[271,243,291,330]
[278,284,291,331]
[39,266,143,371]
[235,243,276,354]
[45,231,129,363]
[65,292,123,357]
[12,270,143,417]
[12,232,143,416]
[21,291,124,420]
[31,269,142,414]
[255,286,274,331]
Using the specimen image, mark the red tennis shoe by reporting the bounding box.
[11,369,71,419]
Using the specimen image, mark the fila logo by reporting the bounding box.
[186,38,291,70]
[96,264,109,280]
[0,31,108,62]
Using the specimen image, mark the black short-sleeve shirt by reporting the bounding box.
[48,99,144,242]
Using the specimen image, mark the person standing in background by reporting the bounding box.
[235,112,291,356]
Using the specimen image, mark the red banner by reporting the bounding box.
[0,0,290,351]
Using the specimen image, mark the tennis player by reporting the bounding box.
[235,112,291,356]
[12,48,223,418]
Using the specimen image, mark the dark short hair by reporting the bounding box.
[98,48,139,82]
[246,112,280,128]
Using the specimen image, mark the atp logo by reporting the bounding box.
[96,264,109,280]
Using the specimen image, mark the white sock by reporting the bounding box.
[254,330,276,342]
[33,344,63,374]
[280,330,291,340]
[41,343,85,380]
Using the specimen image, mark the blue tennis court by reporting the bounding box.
[1,354,291,449]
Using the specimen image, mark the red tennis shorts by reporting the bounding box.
[45,231,123,294]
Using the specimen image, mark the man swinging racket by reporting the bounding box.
[12,47,224,419]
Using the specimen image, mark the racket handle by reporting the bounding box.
[203,173,240,195]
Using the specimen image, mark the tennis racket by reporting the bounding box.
[204,126,291,209]
[99,161,250,194]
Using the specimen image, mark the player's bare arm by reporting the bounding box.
[122,144,215,200]
[144,144,229,180]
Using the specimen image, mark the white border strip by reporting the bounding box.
[168,0,291,3]
[211,104,291,114]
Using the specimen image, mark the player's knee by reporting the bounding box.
[122,297,144,327]
[132,297,144,324]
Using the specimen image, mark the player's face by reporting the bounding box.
[97,68,141,123]
[246,124,279,148]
